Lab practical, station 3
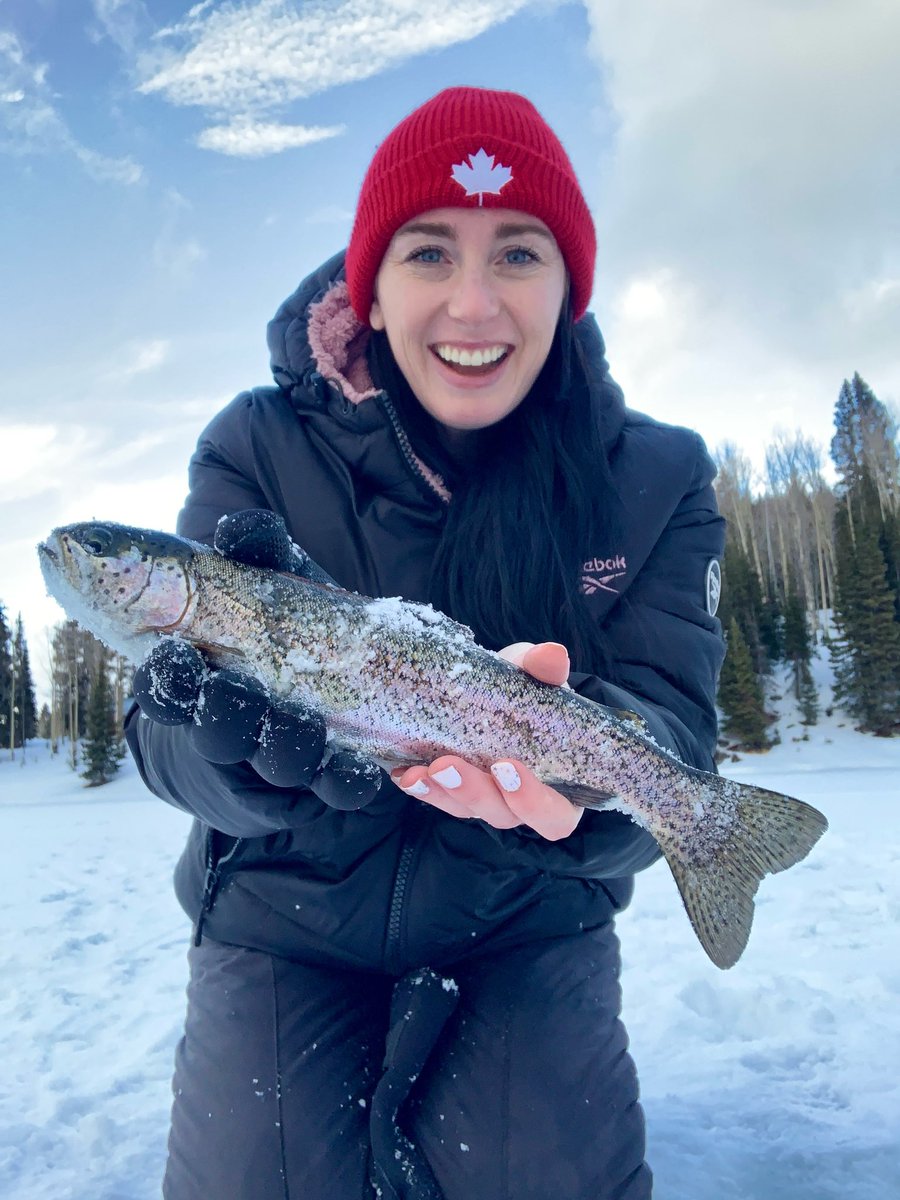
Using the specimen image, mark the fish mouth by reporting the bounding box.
[38,541,59,565]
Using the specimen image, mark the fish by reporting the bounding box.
[38,519,828,970]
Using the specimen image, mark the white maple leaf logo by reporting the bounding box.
[450,148,513,206]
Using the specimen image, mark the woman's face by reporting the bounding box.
[369,207,568,433]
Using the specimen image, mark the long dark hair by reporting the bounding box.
[367,306,619,677]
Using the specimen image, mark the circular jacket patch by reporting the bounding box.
[705,559,722,616]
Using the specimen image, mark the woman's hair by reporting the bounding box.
[366,306,617,677]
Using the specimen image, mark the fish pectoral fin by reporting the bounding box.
[549,781,617,810]
[192,639,246,659]
[660,784,828,970]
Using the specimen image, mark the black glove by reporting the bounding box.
[131,510,382,811]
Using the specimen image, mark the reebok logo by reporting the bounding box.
[581,554,627,596]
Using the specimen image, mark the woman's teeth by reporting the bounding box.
[434,344,508,367]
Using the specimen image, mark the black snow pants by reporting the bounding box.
[162,928,652,1200]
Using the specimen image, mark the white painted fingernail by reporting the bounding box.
[490,762,521,792]
[402,779,430,797]
[431,765,462,789]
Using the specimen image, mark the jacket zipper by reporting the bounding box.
[194,828,242,946]
[384,809,426,974]
[376,392,450,505]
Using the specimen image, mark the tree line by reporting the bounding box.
[715,372,900,748]
[0,611,130,785]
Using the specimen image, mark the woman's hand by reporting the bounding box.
[390,641,583,841]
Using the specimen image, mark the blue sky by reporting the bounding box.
[2,0,898,678]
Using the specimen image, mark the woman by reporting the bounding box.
[126,87,726,1199]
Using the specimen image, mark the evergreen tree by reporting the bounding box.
[830,373,900,524]
[757,586,783,666]
[880,503,900,619]
[38,703,52,740]
[782,590,818,724]
[796,660,819,727]
[831,498,900,735]
[0,603,12,750]
[718,540,776,672]
[12,615,38,746]
[81,652,121,786]
[718,617,771,750]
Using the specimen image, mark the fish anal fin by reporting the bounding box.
[549,780,617,810]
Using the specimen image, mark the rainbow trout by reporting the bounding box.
[38,520,827,969]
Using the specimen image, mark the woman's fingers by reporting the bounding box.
[497,640,571,686]
[392,756,522,827]
[391,754,582,840]
[521,642,570,686]
[489,758,583,840]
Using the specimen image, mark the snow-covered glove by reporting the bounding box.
[131,510,382,811]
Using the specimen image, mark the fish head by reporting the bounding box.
[38,521,197,656]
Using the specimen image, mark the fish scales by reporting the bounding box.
[196,548,689,811]
[37,520,829,970]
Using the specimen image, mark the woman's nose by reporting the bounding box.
[446,266,501,324]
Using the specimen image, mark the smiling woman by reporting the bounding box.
[123,86,727,1200]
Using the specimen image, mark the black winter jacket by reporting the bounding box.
[126,252,726,974]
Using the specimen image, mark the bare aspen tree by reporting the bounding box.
[794,435,837,632]
[764,443,793,605]
[714,442,765,584]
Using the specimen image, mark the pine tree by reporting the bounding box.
[718,540,776,672]
[831,498,900,734]
[81,652,121,787]
[0,603,12,752]
[830,373,900,529]
[718,617,771,750]
[782,590,818,724]
[12,615,38,747]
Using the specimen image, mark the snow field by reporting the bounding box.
[0,650,897,1198]
[0,756,192,1200]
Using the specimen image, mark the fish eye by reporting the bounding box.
[76,525,114,557]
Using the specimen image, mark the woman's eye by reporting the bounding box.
[408,246,445,265]
[503,246,540,266]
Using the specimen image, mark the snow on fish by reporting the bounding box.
[38,520,828,969]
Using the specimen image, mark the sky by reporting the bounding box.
[2,0,898,676]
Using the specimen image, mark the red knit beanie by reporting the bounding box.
[345,87,596,324]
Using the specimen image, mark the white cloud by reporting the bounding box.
[0,424,93,504]
[305,203,356,225]
[141,0,534,114]
[0,28,144,184]
[152,190,206,281]
[196,118,344,157]
[107,339,171,380]
[843,277,900,322]
[583,0,900,468]
[90,0,154,54]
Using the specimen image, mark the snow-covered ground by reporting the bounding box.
[1,652,898,1199]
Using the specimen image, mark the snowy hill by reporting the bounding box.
[1,653,898,1199]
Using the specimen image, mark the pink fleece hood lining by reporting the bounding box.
[306,280,379,405]
[305,280,450,502]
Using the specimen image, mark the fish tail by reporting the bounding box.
[661,779,828,970]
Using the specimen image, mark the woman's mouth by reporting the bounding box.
[431,343,510,377]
